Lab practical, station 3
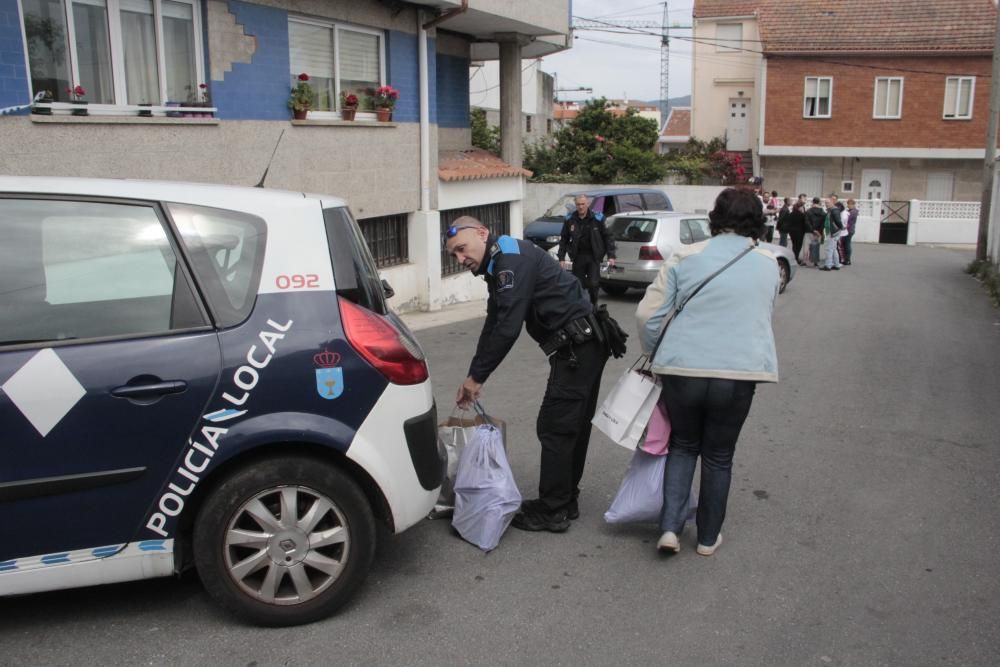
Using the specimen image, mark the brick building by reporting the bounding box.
[692,0,998,203]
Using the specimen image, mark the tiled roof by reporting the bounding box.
[757,0,997,54]
[554,107,578,120]
[438,149,532,182]
[693,0,760,18]
[661,108,691,138]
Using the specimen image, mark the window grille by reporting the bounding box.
[358,213,408,268]
[440,203,510,276]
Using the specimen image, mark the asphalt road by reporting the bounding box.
[2,243,999,666]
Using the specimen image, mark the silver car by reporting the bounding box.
[596,211,795,295]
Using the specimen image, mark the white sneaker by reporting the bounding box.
[696,534,722,556]
[656,531,680,553]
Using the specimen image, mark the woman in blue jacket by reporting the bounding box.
[636,188,779,556]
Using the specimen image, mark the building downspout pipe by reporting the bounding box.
[419,14,430,211]
[422,0,468,31]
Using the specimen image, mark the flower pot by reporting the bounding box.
[341,107,357,121]
[71,100,89,117]
[293,108,308,120]
[138,103,153,117]
[32,101,53,116]
[376,107,392,122]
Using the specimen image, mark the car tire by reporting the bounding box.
[193,455,376,627]
[777,259,789,294]
[601,284,628,296]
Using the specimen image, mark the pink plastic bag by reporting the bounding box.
[639,401,671,456]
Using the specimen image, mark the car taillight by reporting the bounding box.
[639,245,663,260]
[339,299,429,385]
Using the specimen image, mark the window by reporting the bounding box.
[440,203,509,276]
[0,198,206,344]
[641,192,672,211]
[616,194,644,213]
[715,23,742,52]
[804,77,832,118]
[358,213,408,268]
[609,217,656,243]
[21,0,203,105]
[546,118,552,133]
[873,77,903,119]
[943,77,975,119]
[926,172,954,201]
[687,219,711,242]
[167,203,267,328]
[324,207,387,314]
[526,115,532,133]
[288,17,385,115]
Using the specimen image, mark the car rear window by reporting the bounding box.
[609,217,657,243]
[324,206,387,315]
[642,192,672,211]
[167,202,267,328]
[544,195,575,218]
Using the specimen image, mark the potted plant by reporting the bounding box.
[31,90,53,115]
[184,82,211,117]
[340,91,359,121]
[372,85,399,122]
[288,73,315,120]
[66,84,87,116]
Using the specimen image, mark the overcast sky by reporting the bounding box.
[540,0,695,103]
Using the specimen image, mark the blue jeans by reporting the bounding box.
[658,375,756,546]
[809,235,821,265]
[824,236,842,268]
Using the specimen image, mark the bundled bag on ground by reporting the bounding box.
[431,410,506,519]
[452,420,521,551]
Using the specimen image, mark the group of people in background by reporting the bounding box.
[758,190,858,270]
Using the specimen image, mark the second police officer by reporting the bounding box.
[557,194,616,306]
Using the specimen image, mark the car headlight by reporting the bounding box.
[545,235,561,243]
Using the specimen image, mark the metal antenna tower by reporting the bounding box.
[660,2,670,124]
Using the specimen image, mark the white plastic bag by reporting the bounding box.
[592,367,661,450]
[452,423,522,552]
[430,411,506,519]
[604,449,696,525]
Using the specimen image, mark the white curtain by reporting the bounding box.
[163,0,196,103]
[72,0,114,103]
[121,0,159,104]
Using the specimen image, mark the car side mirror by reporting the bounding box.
[381,279,395,299]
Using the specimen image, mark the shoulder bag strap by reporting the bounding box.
[649,242,756,357]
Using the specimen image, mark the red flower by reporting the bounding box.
[298,73,310,81]
[595,134,605,143]
[199,83,208,89]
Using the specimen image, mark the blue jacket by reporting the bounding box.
[635,233,780,383]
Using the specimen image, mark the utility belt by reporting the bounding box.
[540,314,604,357]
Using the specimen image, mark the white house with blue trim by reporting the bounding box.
[0,0,572,311]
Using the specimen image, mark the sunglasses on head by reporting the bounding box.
[445,225,478,238]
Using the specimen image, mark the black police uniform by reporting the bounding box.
[557,209,616,306]
[468,235,610,520]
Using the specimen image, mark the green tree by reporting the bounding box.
[523,98,667,184]
[470,107,500,155]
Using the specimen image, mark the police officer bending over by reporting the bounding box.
[446,216,616,533]
[557,195,616,306]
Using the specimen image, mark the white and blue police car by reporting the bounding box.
[0,177,441,626]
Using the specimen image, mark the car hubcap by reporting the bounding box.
[223,485,349,605]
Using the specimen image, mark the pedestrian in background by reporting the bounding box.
[821,201,844,271]
[787,200,808,265]
[842,199,858,265]
[557,195,616,306]
[446,217,611,533]
[805,197,826,267]
[636,188,779,557]
[776,196,793,247]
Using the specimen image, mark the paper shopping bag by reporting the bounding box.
[592,366,661,450]
[639,400,671,456]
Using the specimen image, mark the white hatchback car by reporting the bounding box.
[596,211,796,295]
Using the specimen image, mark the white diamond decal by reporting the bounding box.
[2,348,86,437]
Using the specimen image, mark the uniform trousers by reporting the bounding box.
[571,253,601,305]
[536,337,609,511]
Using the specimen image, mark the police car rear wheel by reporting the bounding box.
[193,456,375,626]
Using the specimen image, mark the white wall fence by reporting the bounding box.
[855,199,980,245]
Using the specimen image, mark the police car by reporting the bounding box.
[0,177,441,626]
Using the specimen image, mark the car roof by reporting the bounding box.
[564,188,668,197]
[609,210,705,220]
[0,176,348,213]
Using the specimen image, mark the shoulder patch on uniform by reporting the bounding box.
[594,211,604,222]
[497,236,520,255]
[496,269,514,291]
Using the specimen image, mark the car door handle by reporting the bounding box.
[110,380,187,399]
